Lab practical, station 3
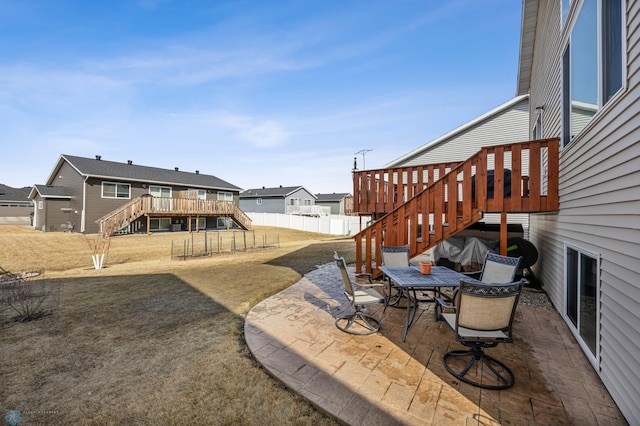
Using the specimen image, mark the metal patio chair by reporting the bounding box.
[334,252,385,335]
[435,251,523,320]
[380,244,411,308]
[442,278,525,389]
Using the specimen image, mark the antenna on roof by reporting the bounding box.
[354,149,372,170]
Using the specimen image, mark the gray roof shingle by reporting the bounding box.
[0,184,31,202]
[54,155,241,191]
[315,193,351,202]
[240,186,306,198]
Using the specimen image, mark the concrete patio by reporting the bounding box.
[245,262,627,425]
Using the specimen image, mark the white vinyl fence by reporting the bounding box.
[247,212,371,236]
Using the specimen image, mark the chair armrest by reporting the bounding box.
[435,297,455,310]
[461,270,481,280]
[355,272,373,283]
[353,281,384,290]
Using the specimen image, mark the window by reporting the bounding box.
[150,218,171,231]
[562,0,623,146]
[565,244,600,366]
[190,217,206,230]
[256,198,262,205]
[149,186,172,198]
[217,217,229,228]
[102,182,131,199]
[303,199,312,205]
[38,201,43,210]
[217,191,233,201]
[289,198,299,206]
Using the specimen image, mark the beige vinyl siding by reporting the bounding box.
[528,0,640,423]
[398,99,530,166]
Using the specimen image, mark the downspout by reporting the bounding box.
[82,176,88,233]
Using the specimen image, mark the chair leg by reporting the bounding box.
[442,347,515,390]
[335,308,381,335]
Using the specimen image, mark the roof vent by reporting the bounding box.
[279,185,282,188]
[262,186,265,189]
[127,160,132,165]
[175,167,179,171]
[95,155,101,160]
[195,170,199,174]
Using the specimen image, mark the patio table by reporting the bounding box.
[378,265,481,341]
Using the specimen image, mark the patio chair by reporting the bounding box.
[334,252,385,335]
[435,251,522,320]
[380,244,411,308]
[441,278,525,389]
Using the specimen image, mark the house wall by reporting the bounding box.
[39,198,72,232]
[527,1,640,422]
[284,188,315,214]
[240,197,285,214]
[392,97,532,236]
[316,201,341,215]
[49,161,85,231]
[395,97,530,166]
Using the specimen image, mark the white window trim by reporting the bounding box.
[102,181,131,199]
[217,191,233,201]
[563,243,601,369]
[561,0,626,149]
[149,185,172,198]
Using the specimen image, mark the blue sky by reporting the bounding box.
[1,0,523,194]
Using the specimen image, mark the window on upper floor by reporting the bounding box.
[562,0,623,147]
[217,191,233,201]
[102,182,131,199]
[149,185,171,198]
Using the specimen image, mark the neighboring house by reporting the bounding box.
[314,193,353,215]
[29,154,249,234]
[385,95,531,236]
[240,186,324,215]
[0,184,32,222]
[518,0,639,422]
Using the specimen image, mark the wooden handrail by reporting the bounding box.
[354,138,560,275]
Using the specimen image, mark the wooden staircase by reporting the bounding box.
[90,196,252,269]
[353,138,560,276]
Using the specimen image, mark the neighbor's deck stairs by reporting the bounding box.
[353,138,560,277]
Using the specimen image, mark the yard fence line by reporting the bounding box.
[246,212,372,236]
[171,230,280,260]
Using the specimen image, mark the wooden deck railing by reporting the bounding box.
[96,196,252,236]
[354,138,560,275]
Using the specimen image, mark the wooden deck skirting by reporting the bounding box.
[353,138,560,276]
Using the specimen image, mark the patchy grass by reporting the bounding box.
[0,225,354,425]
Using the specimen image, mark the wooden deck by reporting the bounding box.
[352,138,560,276]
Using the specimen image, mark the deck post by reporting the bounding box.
[500,211,507,255]
[146,215,150,235]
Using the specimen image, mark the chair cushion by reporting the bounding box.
[382,251,410,267]
[481,261,518,283]
[442,313,509,339]
[352,288,384,304]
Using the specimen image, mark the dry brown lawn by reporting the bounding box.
[0,225,355,425]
